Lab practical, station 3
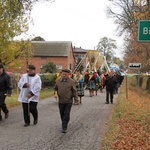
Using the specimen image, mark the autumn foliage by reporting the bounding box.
[101,77,150,150]
[107,0,150,72]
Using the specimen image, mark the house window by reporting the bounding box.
[41,56,47,60]
[56,65,62,69]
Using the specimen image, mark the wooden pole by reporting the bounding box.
[126,75,128,99]
[26,49,30,117]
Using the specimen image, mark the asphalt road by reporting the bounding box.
[0,89,117,150]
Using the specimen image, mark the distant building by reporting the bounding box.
[8,42,90,73]
[73,46,88,72]
[73,46,88,60]
[14,41,76,73]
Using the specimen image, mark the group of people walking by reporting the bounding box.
[54,68,123,133]
[83,69,124,104]
[0,64,123,134]
[0,64,42,127]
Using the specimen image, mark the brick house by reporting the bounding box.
[73,46,88,60]
[73,46,88,72]
[19,41,76,73]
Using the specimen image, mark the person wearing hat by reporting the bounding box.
[18,65,42,127]
[54,69,78,133]
[0,64,12,121]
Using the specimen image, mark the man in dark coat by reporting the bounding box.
[54,69,78,133]
[0,64,12,120]
[104,71,117,104]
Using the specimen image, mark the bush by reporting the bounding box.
[9,73,57,91]
[10,73,20,89]
[40,73,57,88]
[41,62,57,73]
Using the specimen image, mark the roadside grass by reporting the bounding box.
[5,88,54,109]
[101,77,150,150]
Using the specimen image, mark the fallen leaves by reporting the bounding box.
[112,86,150,149]
[101,80,150,150]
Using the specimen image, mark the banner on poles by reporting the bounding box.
[87,50,100,71]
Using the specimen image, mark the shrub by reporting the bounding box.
[40,73,57,88]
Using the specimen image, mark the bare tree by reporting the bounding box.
[106,0,150,36]
[106,0,138,36]
[106,0,150,91]
[96,37,117,61]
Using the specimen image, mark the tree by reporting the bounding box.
[113,57,121,64]
[0,0,53,67]
[0,40,33,69]
[107,0,150,90]
[124,35,150,72]
[96,37,117,61]
[119,63,124,70]
[41,62,57,73]
[31,36,45,41]
[106,0,150,36]
[112,56,125,70]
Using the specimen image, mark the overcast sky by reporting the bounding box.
[21,0,124,58]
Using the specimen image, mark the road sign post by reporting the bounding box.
[128,63,141,69]
[128,63,142,100]
[138,20,150,42]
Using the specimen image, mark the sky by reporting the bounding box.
[21,0,124,58]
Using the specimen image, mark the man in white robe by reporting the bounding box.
[18,65,42,127]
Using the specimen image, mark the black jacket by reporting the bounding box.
[104,76,117,91]
[0,71,12,94]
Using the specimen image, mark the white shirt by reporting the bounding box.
[18,73,42,103]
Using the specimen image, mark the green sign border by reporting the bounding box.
[138,20,150,42]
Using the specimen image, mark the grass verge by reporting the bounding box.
[5,88,54,109]
[101,79,150,150]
